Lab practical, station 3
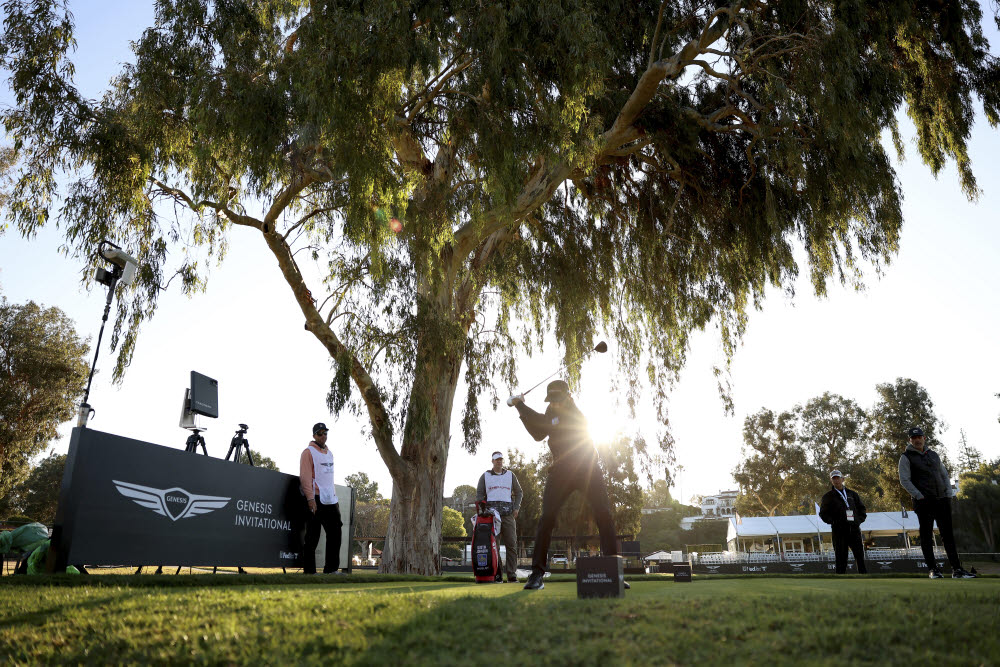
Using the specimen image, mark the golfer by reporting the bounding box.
[476,451,523,583]
[510,380,624,591]
[818,469,868,574]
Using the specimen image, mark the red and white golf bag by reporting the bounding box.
[471,502,502,583]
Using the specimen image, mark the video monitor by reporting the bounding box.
[189,371,219,418]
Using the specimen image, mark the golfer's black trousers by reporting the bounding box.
[303,501,343,574]
[831,525,867,574]
[531,450,617,573]
[914,496,961,571]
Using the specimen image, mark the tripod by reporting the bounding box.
[218,423,253,576]
[225,424,254,466]
[184,428,208,455]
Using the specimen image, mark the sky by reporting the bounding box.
[2,2,999,506]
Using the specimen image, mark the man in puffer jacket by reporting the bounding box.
[898,427,975,579]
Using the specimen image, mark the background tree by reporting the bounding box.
[352,497,390,558]
[732,409,812,516]
[450,483,477,519]
[953,459,1000,552]
[869,378,946,508]
[643,479,674,509]
[797,393,867,474]
[506,449,542,538]
[0,296,88,501]
[353,499,391,538]
[639,510,727,554]
[247,449,279,472]
[3,0,998,573]
[440,505,467,559]
[955,429,984,473]
[793,392,886,509]
[600,436,643,539]
[2,452,66,525]
[636,488,701,553]
[345,472,381,503]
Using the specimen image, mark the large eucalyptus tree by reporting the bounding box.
[2,0,997,572]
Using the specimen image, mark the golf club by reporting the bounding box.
[507,341,608,406]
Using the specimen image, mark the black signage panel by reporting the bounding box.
[673,563,692,582]
[691,558,945,575]
[49,428,353,570]
[577,556,625,599]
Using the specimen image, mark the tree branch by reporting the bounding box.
[149,178,262,229]
[259,229,404,481]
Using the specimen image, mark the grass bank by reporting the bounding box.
[2,575,997,665]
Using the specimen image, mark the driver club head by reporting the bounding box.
[594,341,608,353]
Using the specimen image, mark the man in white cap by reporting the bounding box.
[476,451,523,582]
[819,469,868,574]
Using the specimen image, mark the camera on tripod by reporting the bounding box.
[227,423,254,466]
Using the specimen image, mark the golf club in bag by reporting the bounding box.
[507,341,608,406]
[471,502,502,583]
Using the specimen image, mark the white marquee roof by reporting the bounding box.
[727,512,923,541]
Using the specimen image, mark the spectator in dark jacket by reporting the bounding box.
[819,469,868,574]
[898,426,976,578]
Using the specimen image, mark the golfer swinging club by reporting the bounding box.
[509,380,626,591]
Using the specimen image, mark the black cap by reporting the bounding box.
[907,427,924,438]
[313,422,329,435]
[544,380,570,402]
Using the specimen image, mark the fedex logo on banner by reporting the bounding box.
[113,480,231,521]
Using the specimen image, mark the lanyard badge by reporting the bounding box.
[837,488,854,521]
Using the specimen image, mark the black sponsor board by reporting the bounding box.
[673,563,692,582]
[577,556,624,598]
[692,558,947,575]
[48,428,354,571]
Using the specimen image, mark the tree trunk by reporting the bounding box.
[378,313,464,574]
[380,468,447,574]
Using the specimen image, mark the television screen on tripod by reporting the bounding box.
[189,371,219,418]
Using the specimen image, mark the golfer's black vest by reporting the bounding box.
[904,448,948,499]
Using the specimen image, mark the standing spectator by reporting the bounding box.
[300,422,343,574]
[819,469,868,574]
[476,451,523,583]
[898,427,976,579]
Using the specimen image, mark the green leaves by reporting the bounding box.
[0,296,88,500]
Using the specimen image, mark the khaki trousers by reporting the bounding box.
[499,513,518,579]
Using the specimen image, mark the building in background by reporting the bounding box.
[678,490,739,530]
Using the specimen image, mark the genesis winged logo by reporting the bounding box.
[113,480,231,521]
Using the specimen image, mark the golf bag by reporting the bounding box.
[471,503,502,583]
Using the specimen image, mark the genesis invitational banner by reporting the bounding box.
[48,428,354,571]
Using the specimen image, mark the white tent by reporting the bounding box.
[726,511,929,553]
[643,550,672,563]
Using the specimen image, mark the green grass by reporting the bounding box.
[2,575,998,665]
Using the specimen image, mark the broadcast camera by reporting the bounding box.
[94,240,139,287]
